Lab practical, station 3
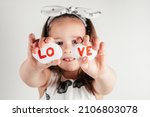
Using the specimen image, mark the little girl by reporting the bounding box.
[19,6,116,100]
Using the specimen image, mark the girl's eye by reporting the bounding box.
[56,41,63,45]
[72,40,78,45]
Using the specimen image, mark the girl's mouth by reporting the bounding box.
[62,57,76,62]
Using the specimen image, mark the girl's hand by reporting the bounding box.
[78,35,106,79]
[27,33,61,71]
[78,35,116,95]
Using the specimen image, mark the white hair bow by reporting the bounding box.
[41,6,101,27]
[41,6,101,19]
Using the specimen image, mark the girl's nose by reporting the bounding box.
[63,43,72,54]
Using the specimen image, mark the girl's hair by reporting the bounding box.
[41,14,98,94]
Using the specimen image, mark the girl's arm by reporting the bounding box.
[19,58,51,87]
[92,65,116,95]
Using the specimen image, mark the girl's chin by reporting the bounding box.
[58,64,80,71]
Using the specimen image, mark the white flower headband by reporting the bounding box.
[41,6,101,27]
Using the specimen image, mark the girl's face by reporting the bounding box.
[49,17,86,71]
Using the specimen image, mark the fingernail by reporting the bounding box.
[52,60,61,65]
[47,39,50,43]
[30,33,34,38]
[82,56,87,61]
[93,46,98,50]
[35,48,39,53]
[41,42,45,48]
[45,38,50,43]
[55,59,59,64]
[32,50,36,54]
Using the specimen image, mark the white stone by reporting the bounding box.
[32,43,62,64]
[72,43,97,60]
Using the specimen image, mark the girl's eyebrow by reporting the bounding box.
[54,37,61,39]
[53,38,62,42]
[72,36,78,38]
[53,37,62,41]
[71,36,82,39]
[54,36,82,40]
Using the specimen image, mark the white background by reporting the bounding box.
[0,0,150,100]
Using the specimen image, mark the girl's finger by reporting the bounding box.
[28,33,36,45]
[78,56,89,70]
[76,37,83,43]
[44,37,55,43]
[97,42,105,65]
[32,40,39,54]
[45,59,61,67]
[82,35,90,46]
[28,33,36,57]
[38,37,46,48]
[98,42,105,56]
[92,37,100,50]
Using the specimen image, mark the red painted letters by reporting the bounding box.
[38,50,46,59]
[38,47,54,59]
[77,45,92,57]
[86,46,92,56]
[77,47,85,56]
[46,47,54,57]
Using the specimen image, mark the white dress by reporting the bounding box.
[40,72,96,100]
